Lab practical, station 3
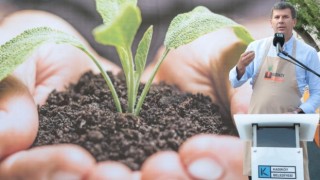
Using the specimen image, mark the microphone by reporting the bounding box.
[273,33,285,55]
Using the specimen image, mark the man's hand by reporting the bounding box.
[236,51,255,80]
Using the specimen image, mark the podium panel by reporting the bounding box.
[252,147,304,180]
[234,114,319,141]
[234,114,318,180]
[257,126,296,147]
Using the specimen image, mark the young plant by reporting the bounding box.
[0,0,254,116]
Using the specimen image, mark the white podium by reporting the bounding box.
[234,114,319,180]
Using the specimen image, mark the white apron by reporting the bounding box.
[243,39,309,180]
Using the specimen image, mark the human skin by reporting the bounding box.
[0,10,250,179]
[0,10,129,179]
[140,135,245,180]
[270,9,296,42]
[143,28,252,127]
[236,8,297,80]
[0,76,38,160]
[141,28,251,180]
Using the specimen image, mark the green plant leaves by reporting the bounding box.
[133,26,153,108]
[94,0,143,113]
[96,0,137,25]
[0,26,123,112]
[94,1,141,48]
[164,6,254,49]
[135,26,153,77]
[0,27,84,82]
[233,26,255,45]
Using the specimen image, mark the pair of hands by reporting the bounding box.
[0,10,250,179]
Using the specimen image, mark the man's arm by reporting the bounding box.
[300,50,320,113]
[236,51,255,79]
[229,50,255,88]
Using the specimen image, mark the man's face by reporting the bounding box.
[270,8,296,41]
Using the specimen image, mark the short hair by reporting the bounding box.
[271,1,297,19]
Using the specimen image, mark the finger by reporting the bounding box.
[241,51,255,64]
[87,161,133,180]
[179,134,247,180]
[241,51,254,57]
[0,76,38,160]
[132,171,141,180]
[140,151,190,180]
[0,144,95,179]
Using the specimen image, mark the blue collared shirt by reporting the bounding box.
[229,36,320,113]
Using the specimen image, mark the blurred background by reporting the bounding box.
[0,0,319,179]
[0,0,277,65]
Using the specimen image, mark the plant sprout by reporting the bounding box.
[0,0,254,116]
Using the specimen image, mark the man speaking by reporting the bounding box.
[229,1,320,180]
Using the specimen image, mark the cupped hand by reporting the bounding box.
[0,10,120,105]
[140,28,253,179]
[0,10,127,179]
[0,144,138,179]
[1,10,253,179]
[141,134,246,180]
[0,75,38,160]
[143,28,252,127]
[0,10,120,156]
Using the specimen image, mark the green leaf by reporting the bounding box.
[135,26,153,76]
[164,6,254,49]
[96,0,137,26]
[93,4,141,48]
[133,26,153,112]
[0,26,123,112]
[0,27,84,82]
[233,26,255,45]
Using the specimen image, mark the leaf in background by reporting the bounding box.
[94,3,141,48]
[233,26,255,45]
[164,6,254,49]
[0,27,85,82]
[96,0,137,26]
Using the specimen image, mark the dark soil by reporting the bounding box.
[32,71,236,170]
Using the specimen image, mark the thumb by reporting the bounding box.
[179,134,246,180]
[0,76,38,160]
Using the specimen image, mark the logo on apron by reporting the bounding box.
[264,71,285,82]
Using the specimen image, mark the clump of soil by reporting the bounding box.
[32,71,236,170]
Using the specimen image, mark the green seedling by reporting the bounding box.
[0,0,254,116]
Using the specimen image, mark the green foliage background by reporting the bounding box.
[287,0,320,51]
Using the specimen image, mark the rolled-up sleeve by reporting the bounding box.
[229,42,257,88]
[300,50,320,113]
[229,66,252,88]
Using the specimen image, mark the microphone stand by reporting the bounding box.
[278,50,320,78]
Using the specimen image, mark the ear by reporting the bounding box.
[269,19,272,27]
[269,20,274,31]
[293,18,297,26]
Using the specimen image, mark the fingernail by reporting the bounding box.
[188,158,223,180]
[51,171,81,180]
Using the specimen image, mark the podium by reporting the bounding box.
[234,114,319,180]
